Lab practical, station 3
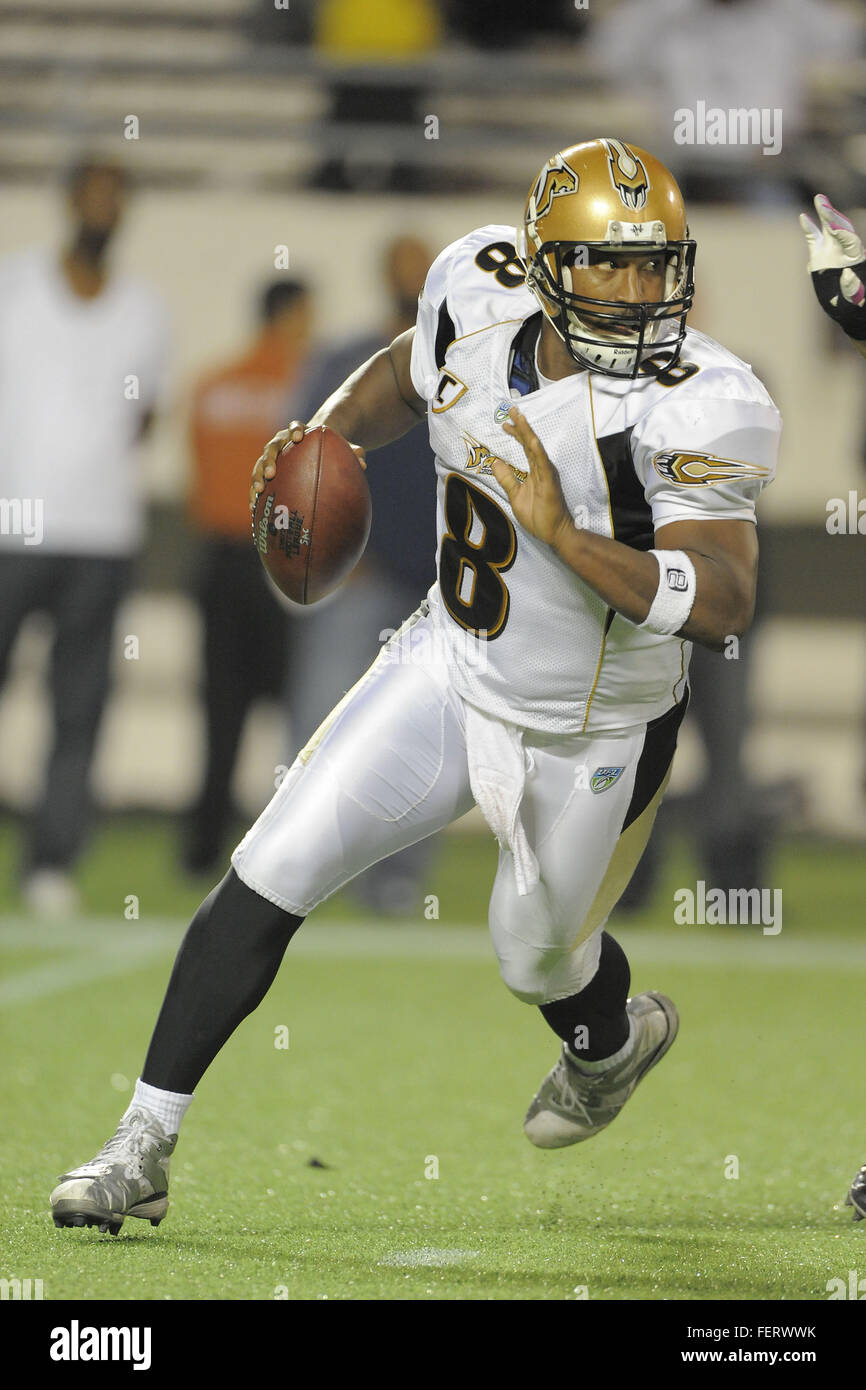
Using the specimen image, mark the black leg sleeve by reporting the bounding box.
[142,868,303,1094]
[538,930,631,1061]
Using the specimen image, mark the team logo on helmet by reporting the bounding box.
[653,450,770,487]
[527,153,579,225]
[604,139,650,212]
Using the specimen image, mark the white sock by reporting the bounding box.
[125,1078,193,1136]
[569,1014,636,1073]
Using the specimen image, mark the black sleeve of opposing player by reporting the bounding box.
[811,261,866,341]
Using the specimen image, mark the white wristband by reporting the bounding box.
[639,549,697,636]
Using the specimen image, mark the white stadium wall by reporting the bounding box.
[2,185,864,519]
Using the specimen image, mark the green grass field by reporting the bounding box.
[1,819,864,1302]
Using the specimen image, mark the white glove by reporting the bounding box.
[799,194,866,341]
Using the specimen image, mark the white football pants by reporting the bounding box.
[232,607,686,1005]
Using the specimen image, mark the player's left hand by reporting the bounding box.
[491,407,573,551]
[799,194,866,342]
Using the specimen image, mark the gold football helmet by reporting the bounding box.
[517,138,696,378]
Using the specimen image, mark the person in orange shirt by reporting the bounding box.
[183,279,313,875]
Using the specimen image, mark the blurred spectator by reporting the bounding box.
[287,235,439,915]
[621,347,798,907]
[622,271,781,903]
[310,0,442,192]
[620,587,805,911]
[182,280,313,877]
[444,0,588,48]
[316,0,441,57]
[0,158,169,916]
[247,0,314,45]
[621,639,768,908]
[591,0,861,204]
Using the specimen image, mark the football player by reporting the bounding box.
[800,193,866,1221]
[51,139,780,1235]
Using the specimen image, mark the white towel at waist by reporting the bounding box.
[463,701,540,897]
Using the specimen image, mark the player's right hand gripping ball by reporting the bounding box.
[800,194,866,341]
[251,425,372,604]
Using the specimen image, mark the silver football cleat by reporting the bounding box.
[845,1165,866,1222]
[51,1109,176,1235]
[524,991,679,1149]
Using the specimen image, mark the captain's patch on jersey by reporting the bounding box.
[652,449,770,487]
[590,766,624,794]
[432,370,468,414]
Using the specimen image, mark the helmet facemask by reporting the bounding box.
[520,227,696,379]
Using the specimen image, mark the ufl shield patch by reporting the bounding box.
[590,766,624,794]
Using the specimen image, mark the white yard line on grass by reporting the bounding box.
[0,918,864,1009]
[0,921,181,952]
[378,1248,481,1267]
[0,937,174,1008]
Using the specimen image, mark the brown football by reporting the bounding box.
[251,426,372,604]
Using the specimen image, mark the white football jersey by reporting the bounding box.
[410,224,781,734]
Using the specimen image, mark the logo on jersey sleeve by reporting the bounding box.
[462,432,527,483]
[527,154,579,222]
[590,766,624,794]
[604,140,650,212]
[652,449,770,487]
[432,370,468,414]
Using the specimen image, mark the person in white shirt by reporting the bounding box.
[0,158,169,915]
[591,0,860,203]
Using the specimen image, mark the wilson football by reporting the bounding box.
[252,426,372,604]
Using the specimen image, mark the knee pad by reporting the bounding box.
[495,928,603,1006]
[489,869,603,1005]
